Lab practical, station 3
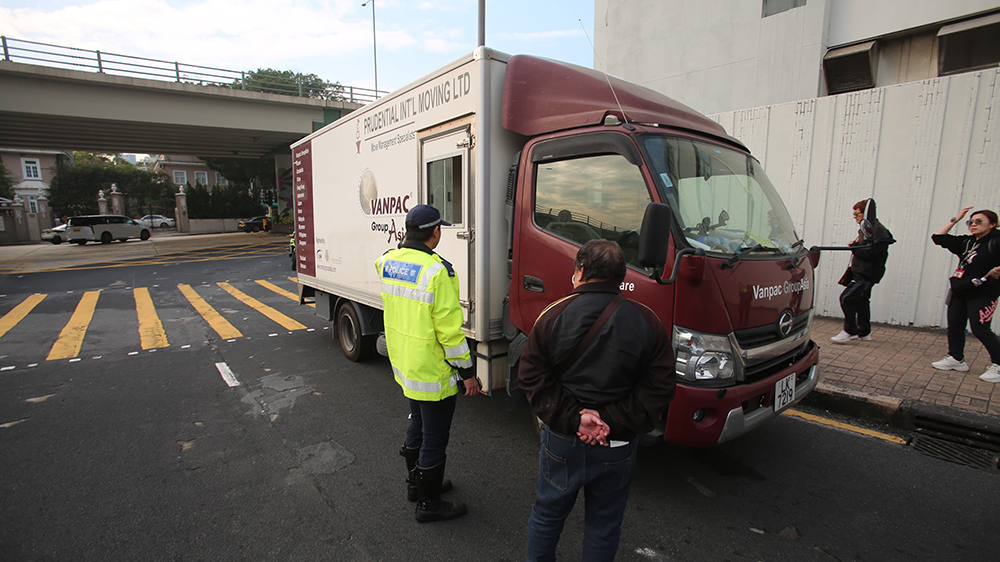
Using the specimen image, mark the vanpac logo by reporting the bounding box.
[752,278,810,301]
[359,170,410,244]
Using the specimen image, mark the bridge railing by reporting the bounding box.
[0,36,386,104]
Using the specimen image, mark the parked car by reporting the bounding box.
[67,215,151,244]
[42,224,68,244]
[238,216,271,232]
[137,215,176,228]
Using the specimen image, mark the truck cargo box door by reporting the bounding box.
[420,126,472,328]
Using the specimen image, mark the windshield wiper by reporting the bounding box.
[720,244,783,270]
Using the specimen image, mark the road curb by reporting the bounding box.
[801,382,912,428]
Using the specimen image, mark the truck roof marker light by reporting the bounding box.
[579,19,635,131]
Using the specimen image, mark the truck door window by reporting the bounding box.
[534,154,650,267]
[426,155,463,225]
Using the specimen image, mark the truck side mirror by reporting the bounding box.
[638,202,673,268]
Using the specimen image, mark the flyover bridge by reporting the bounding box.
[0,37,379,158]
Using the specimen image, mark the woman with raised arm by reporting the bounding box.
[930,206,1000,382]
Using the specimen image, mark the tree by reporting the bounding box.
[200,156,276,208]
[234,67,345,100]
[48,152,169,217]
[0,161,13,199]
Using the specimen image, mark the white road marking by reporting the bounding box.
[182,345,191,349]
[69,358,81,363]
[27,364,37,368]
[1,366,15,371]
[307,328,315,332]
[269,333,278,337]
[227,339,237,343]
[128,352,139,356]
[215,362,240,387]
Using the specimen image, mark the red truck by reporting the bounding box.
[292,48,819,447]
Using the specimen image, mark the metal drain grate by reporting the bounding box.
[912,434,1000,471]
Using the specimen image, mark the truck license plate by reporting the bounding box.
[774,373,796,412]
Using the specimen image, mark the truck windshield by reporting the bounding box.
[641,135,800,255]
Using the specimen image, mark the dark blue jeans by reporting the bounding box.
[405,395,457,468]
[525,424,638,562]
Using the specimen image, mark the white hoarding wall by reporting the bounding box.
[711,68,1000,330]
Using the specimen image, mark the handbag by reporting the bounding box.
[838,267,853,287]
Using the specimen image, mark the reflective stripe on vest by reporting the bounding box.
[444,341,473,369]
[392,364,458,393]
[381,282,435,304]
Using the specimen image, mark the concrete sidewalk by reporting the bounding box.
[809,316,1000,424]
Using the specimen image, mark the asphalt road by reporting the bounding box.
[1,236,998,561]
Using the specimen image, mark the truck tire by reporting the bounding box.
[100,231,112,244]
[336,301,375,362]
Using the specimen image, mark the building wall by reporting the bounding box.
[827,0,1000,46]
[150,155,227,190]
[709,68,1000,330]
[595,0,1000,114]
[594,0,831,115]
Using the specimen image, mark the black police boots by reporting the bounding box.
[415,459,467,523]
[400,446,452,502]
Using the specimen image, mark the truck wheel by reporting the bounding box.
[100,231,112,244]
[336,301,374,362]
[140,229,151,241]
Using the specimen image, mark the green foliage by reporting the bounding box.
[200,155,276,207]
[235,67,344,100]
[49,153,170,217]
[185,183,264,219]
[0,161,14,199]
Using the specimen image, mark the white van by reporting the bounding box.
[67,215,151,245]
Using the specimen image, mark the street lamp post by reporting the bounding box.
[361,0,378,95]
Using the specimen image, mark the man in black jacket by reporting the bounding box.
[832,199,896,343]
[518,240,675,562]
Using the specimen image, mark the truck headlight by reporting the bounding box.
[673,326,735,383]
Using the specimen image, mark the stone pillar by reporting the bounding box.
[109,184,124,216]
[97,189,110,215]
[11,196,29,241]
[175,188,189,233]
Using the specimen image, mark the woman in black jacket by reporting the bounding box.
[831,199,895,344]
[931,207,1000,382]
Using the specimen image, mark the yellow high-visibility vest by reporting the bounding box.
[375,247,472,401]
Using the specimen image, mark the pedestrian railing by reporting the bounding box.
[0,36,385,104]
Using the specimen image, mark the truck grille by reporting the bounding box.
[733,311,811,349]
[742,341,814,384]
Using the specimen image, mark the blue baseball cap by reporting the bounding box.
[405,204,451,230]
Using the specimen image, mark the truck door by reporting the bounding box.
[512,133,669,332]
[420,124,472,327]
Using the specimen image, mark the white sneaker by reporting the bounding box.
[830,330,858,344]
[860,335,872,341]
[980,364,1000,383]
[931,356,970,372]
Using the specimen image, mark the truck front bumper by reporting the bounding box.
[663,342,820,447]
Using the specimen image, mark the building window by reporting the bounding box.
[216,173,228,186]
[28,196,38,213]
[173,170,187,185]
[762,0,806,18]
[195,171,209,186]
[22,159,41,179]
[938,12,1000,76]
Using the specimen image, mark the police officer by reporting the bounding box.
[375,204,479,523]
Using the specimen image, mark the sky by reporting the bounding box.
[0,0,597,94]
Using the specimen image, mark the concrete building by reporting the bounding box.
[150,155,228,189]
[0,148,68,213]
[595,1,1000,330]
[595,0,1000,114]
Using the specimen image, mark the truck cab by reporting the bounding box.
[501,55,819,447]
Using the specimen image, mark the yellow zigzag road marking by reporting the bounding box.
[217,282,306,331]
[0,294,46,339]
[47,291,100,361]
[134,288,168,349]
[178,284,244,340]
[255,280,315,308]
